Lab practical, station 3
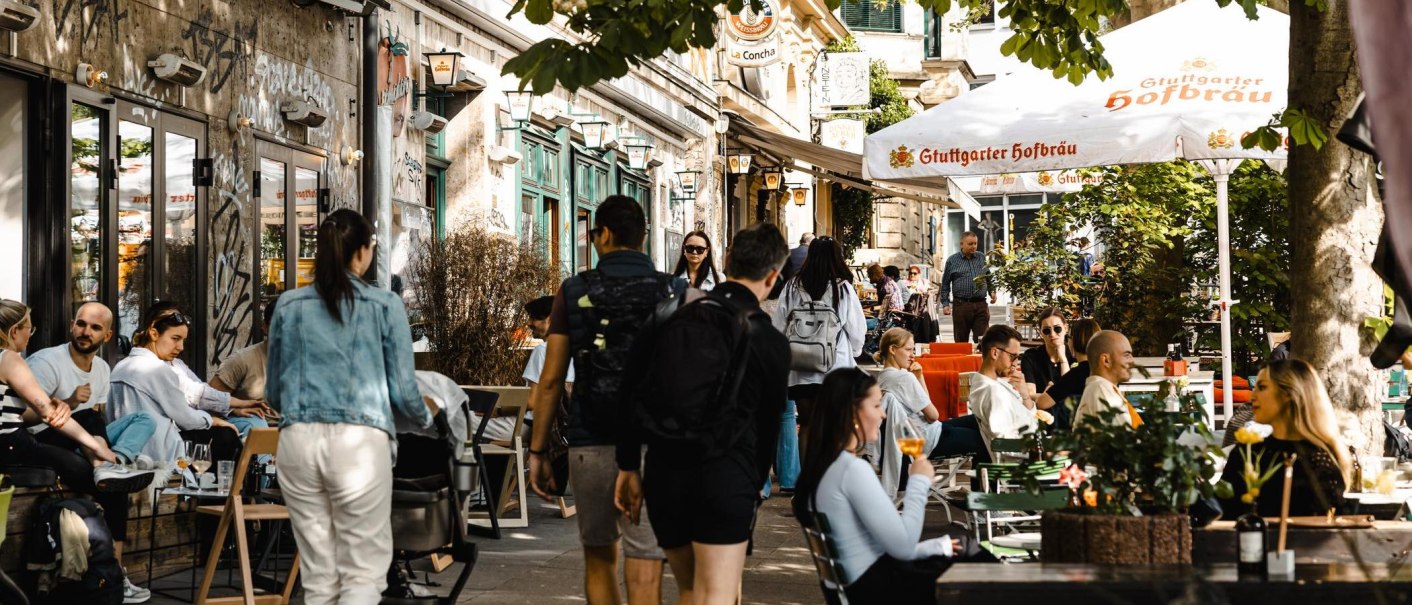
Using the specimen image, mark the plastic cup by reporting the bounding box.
[218,460,235,494]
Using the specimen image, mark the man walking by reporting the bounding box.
[527,195,671,605]
[966,324,1035,461]
[616,223,791,605]
[1074,330,1143,429]
[940,231,996,343]
[27,302,158,603]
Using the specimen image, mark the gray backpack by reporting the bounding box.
[784,282,843,373]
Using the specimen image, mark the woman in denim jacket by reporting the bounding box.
[266,208,434,604]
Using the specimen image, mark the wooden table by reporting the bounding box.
[1194,520,1412,564]
[938,562,1412,604]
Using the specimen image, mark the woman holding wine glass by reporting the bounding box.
[266,209,436,603]
[793,368,994,605]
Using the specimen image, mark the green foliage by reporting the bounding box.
[828,41,912,258]
[832,184,874,259]
[1241,108,1329,151]
[1020,388,1230,515]
[824,35,861,53]
[503,0,1130,95]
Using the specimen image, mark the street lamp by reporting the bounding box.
[675,170,699,193]
[625,138,653,170]
[763,169,783,191]
[425,49,463,87]
[727,152,753,175]
[791,186,809,206]
[505,90,534,123]
[581,118,608,149]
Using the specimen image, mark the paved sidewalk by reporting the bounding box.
[151,486,968,604]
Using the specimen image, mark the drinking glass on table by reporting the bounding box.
[217,460,235,495]
[190,443,212,490]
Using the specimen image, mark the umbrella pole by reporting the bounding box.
[1199,158,1241,426]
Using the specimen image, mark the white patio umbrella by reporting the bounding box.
[865,0,1290,422]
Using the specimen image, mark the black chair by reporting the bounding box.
[800,511,852,605]
[457,388,505,539]
[383,413,478,604]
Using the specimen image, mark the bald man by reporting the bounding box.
[1073,330,1142,429]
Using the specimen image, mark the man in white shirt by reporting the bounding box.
[967,324,1036,460]
[1074,330,1142,430]
[524,296,575,390]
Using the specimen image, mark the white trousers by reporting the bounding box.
[279,423,392,605]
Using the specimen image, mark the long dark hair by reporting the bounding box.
[790,236,852,301]
[671,230,719,288]
[792,367,879,522]
[314,209,374,324]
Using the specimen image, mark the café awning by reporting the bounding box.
[726,113,981,218]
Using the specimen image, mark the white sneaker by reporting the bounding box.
[131,454,159,471]
[94,462,156,494]
[123,574,151,604]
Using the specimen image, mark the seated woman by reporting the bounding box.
[793,368,994,605]
[109,307,243,463]
[1035,317,1102,430]
[1218,359,1348,517]
[147,301,271,437]
[1020,308,1075,427]
[873,328,985,460]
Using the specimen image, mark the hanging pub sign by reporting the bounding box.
[377,37,413,138]
[727,0,778,41]
[812,52,869,110]
[821,119,866,154]
[728,37,780,67]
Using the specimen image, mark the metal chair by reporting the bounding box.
[964,488,1068,561]
[800,511,851,605]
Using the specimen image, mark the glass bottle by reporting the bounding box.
[1235,505,1267,576]
[1350,446,1363,494]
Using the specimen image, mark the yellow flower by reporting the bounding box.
[1234,427,1264,446]
[1240,493,1254,504]
[1035,409,1055,425]
[1248,487,1260,499]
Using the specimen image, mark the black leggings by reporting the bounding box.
[844,536,998,604]
[0,428,130,542]
[180,426,243,462]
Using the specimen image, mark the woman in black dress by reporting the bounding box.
[1219,359,1349,517]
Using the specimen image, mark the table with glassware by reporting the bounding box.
[1117,370,1217,426]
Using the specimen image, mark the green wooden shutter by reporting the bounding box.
[841,0,901,32]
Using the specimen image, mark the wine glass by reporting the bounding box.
[896,418,926,459]
[176,440,192,473]
[190,443,212,490]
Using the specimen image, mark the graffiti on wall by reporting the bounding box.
[54,0,128,51]
[209,188,256,366]
[237,52,341,148]
[393,151,423,203]
[180,8,258,95]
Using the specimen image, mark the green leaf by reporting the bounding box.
[524,0,554,24]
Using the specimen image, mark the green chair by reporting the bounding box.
[966,488,1068,558]
[800,511,852,605]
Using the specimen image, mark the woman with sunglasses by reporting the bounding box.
[672,230,720,291]
[1033,318,1101,430]
[1019,308,1074,423]
[110,306,243,463]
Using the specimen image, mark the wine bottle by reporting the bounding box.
[1235,508,1267,576]
[1350,446,1363,494]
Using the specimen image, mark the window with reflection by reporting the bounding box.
[163,133,199,314]
[259,158,287,303]
[70,103,104,309]
[116,120,155,345]
[254,145,324,328]
[294,167,319,288]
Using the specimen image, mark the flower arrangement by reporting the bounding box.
[1232,426,1282,506]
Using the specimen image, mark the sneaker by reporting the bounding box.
[94,462,156,494]
[123,575,151,604]
[131,454,159,471]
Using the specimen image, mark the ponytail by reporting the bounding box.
[0,299,31,352]
[315,208,374,324]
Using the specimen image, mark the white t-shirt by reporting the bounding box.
[521,342,575,385]
[967,372,1035,459]
[877,368,942,450]
[27,344,109,433]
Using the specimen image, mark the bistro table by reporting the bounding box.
[1118,370,1217,426]
[938,562,1412,604]
[1194,520,1412,564]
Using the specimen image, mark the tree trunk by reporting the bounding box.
[1288,2,1385,455]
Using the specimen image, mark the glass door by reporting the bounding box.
[255,142,324,333]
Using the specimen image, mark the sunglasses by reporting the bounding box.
[683,245,708,255]
[1042,325,1064,336]
[150,310,190,330]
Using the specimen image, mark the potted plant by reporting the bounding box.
[1018,382,1232,564]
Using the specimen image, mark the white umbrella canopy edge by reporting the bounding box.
[863,0,1292,424]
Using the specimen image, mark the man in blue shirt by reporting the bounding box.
[940,231,996,343]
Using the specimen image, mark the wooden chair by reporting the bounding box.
[196,428,299,605]
[464,386,531,532]
[800,511,852,605]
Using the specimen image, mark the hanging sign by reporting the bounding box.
[821,119,866,154]
[813,52,869,110]
[727,0,778,41]
[376,38,413,138]
[728,37,780,67]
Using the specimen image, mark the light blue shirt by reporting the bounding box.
[266,275,431,438]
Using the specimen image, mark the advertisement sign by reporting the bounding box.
[727,0,778,41]
[813,52,869,110]
[728,37,780,67]
[821,119,865,154]
[376,38,412,137]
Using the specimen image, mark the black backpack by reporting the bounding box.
[23,497,123,605]
[1386,419,1412,461]
[631,296,760,456]
[563,269,680,438]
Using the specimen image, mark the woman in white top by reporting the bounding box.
[773,236,866,434]
[873,328,987,461]
[793,368,991,604]
[671,230,719,291]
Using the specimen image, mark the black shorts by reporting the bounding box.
[644,452,760,549]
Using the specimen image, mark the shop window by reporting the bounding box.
[67,96,207,362]
[255,142,323,333]
[841,0,902,32]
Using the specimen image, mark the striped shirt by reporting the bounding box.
[940,251,990,305]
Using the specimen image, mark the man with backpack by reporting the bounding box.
[615,223,792,605]
[527,195,674,605]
